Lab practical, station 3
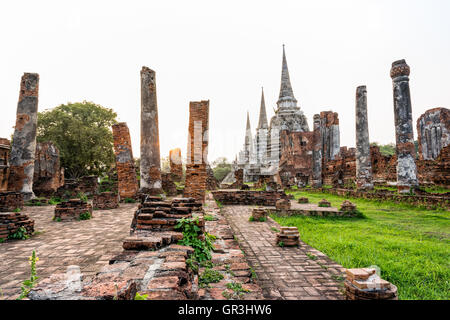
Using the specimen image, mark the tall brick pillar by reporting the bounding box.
[184,100,209,203]
[320,111,340,163]
[390,59,418,193]
[8,73,40,200]
[355,85,373,190]
[112,122,138,200]
[169,148,183,182]
[312,114,323,187]
[140,66,162,195]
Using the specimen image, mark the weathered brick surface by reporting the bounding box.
[93,192,119,210]
[211,190,288,206]
[184,101,209,203]
[8,73,40,200]
[130,195,200,236]
[279,130,314,187]
[0,211,34,241]
[33,142,64,197]
[344,268,398,300]
[112,122,138,200]
[0,138,10,192]
[223,205,345,300]
[305,187,450,210]
[55,176,99,199]
[161,172,177,196]
[169,148,183,182]
[417,107,450,161]
[54,199,93,221]
[0,191,24,212]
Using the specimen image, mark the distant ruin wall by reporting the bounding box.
[33,142,64,197]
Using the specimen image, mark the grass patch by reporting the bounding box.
[199,268,224,288]
[271,190,450,300]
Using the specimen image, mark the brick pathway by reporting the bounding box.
[222,205,346,300]
[0,203,137,300]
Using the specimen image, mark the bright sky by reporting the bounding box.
[1,0,449,163]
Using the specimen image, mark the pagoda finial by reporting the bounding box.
[257,87,268,129]
[277,45,297,108]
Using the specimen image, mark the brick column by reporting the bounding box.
[390,59,418,193]
[169,148,183,182]
[312,114,322,187]
[355,85,373,190]
[184,100,209,203]
[140,66,162,195]
[112,122,138,199]
[8,73,39,200]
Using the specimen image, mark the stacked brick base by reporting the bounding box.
[0,211,34,241]
[211,190,288,206]
[0,192,23,212]
[54,199,93,221]
[93,192,119,210]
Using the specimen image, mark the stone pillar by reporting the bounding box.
[184,100,209,203]
[169,148,183,182]
[312,114,322,187]
[140,66,162,195]
[390,60,418,193]
[112,122,138,200]
[355,86,373,190]
[8,73,39,200]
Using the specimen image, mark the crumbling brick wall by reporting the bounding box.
[33,142,64,197]
[184,101,209,203]
[417,107,450,161]
[279,130,314,187]
[322,147,356,186]
[169,148,183,182]
[0,138,10,192]
[320,111,340,164]
[0,211,34,241]
[112,123,138,200]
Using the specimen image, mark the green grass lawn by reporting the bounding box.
[271,190,450,300]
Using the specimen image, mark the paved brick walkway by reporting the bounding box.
[222,205,346,300]
[0,203,137,300]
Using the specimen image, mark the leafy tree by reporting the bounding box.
[211,157,232,182]
[371,142,395,156]
[37,101,117,179]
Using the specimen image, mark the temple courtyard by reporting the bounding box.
[1,190,447,300]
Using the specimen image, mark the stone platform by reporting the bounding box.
[268,202,353,217]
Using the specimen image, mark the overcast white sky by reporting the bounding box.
[1,0,449,162]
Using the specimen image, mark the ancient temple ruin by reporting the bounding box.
[112,122,138,200]
[184,100,210,203]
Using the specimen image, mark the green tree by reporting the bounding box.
[371,142,396,156]
[37,101,117,178]
[211,157,232,182]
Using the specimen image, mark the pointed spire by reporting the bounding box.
[277,45,297,107]
[246,111,251,130]
[257,87,268,129]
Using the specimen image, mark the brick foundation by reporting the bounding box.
[54,199,93,221]
[93,192,119,210]
[0,211,34,241]
[0,192,24,212]
[211,190,288,206]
